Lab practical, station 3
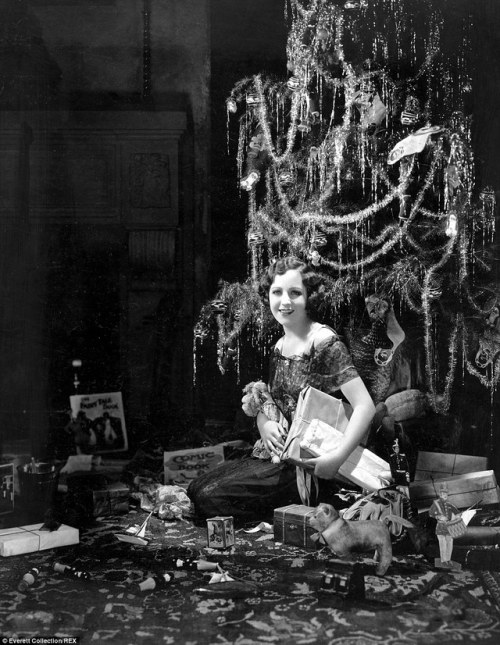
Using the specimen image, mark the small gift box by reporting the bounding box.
[0,523,79,557]
[273,504,317,549]
[91,482,130,517]
[206,516,235,549]
[67,478,130,518]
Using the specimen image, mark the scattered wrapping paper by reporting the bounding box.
[131,483,193,520]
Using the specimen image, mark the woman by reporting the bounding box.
[188,257,375,523]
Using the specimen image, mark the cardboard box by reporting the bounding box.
[414,451,488,481]
[299,419,391,491]
[0,523,79,557]
[91,482,130,517]
[206,516,235,549]
[274,504,318,549]
[409,470,500,512]
[67,479,130,517]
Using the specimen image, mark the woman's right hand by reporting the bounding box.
[259,420,286,456]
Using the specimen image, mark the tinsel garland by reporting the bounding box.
[194,0,497,415]
[422,237,457,411]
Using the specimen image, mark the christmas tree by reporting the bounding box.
[195,0,497,434]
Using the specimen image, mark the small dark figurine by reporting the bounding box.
[309,502,393,576]
[389,438,410,488]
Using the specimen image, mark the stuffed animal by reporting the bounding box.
[309,502,393,576]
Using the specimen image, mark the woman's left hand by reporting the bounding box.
[301,451,344,480]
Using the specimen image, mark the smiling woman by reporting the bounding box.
[187,257,375,523]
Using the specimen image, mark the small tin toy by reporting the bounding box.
[320,561,365,599]
[206,516,235,549]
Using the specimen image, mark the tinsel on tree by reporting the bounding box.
[195,0,498,417]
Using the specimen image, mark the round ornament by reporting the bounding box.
[317,26,329,41]
[240,170,261,191]
[308,250,321,266]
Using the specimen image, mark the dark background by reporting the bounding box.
[0,0,498,461]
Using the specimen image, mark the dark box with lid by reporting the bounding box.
[273,504,318,549]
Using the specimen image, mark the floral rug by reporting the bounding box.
[1,512,500,644]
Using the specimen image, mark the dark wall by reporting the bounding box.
[0,0,210,455]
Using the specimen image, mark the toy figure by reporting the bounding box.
[388,438,410,490]
[428,484,463,570]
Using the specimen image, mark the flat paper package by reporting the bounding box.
[274,504,318,549]
[409,470,500,512]
[0,523,79,557]
[413,451,489,481]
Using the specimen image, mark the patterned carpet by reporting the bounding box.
[1,511,500,645]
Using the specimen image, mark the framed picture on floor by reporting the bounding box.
[68,392,128,454]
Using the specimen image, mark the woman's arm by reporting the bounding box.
[336,376,375,460]
[303,376,375,479]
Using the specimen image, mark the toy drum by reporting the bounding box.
[446,517,466,538]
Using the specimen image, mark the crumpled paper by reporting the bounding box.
[242,522,273,533]
[130,483,193,520]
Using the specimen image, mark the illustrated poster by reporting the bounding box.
[69,392,128,454]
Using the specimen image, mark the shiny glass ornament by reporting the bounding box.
[240,170,261,191]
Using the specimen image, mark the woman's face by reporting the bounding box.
[269,269,308,328]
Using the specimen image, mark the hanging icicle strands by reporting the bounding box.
[196,0,496,415]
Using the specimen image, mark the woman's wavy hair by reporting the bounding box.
[258,256,328,321]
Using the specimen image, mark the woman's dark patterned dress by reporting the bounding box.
[188,327,359,523]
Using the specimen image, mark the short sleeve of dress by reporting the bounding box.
[308,336,359,394]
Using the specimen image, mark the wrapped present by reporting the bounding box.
[0,523,79,557]
[91,482,130,517]
[414,451,488,481]
[206,516,235,549]
[409,470,500,512]
[298,418,391,491]
[274,504,318,549]
[67,478,130,518]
